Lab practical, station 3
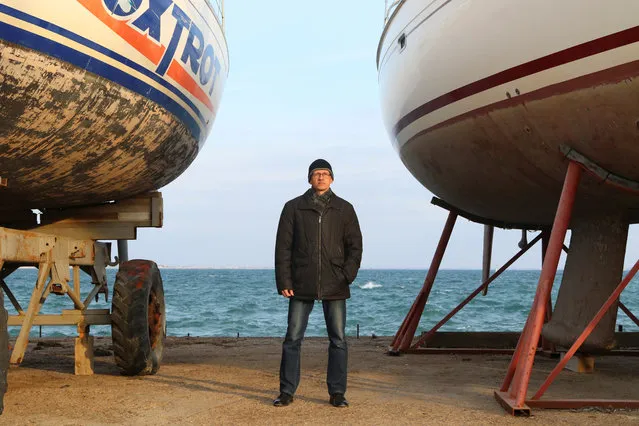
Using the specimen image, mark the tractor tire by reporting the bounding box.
[111,260,166,376]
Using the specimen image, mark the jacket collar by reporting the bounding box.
[298,188,343,211]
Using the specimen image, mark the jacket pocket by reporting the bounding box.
[330,258,347,283]
[293,258,309,283]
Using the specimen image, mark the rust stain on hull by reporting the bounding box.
[0,41,198,211]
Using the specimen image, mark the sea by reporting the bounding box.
[4,268,639,338]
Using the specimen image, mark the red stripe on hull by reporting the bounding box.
[393,25,639,136]
[405,59,639,144]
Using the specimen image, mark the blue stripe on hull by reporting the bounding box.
[0,4,208,140]
[0,21,201,141]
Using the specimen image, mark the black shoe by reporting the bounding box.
[329,393,349,408]
[273,393,294,407]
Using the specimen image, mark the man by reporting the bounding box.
[273,159,363,408]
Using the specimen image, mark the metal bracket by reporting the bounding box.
[430,197,546,230]
[81,242,113,302]
[560,144,639,193]
[518,229,528,249]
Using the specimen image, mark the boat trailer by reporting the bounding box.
[0,191,167,413]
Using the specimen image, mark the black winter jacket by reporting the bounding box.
[275,190,363,300]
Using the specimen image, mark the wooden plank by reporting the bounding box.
[75,335,94,376]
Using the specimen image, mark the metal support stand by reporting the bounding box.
[410,233,544,350]
[385,149,639,415]
[540,232,557,354]
[389,211,457,353]
[389,215,552,355]
[481,225,494,296]
[495,160,581,416]
[526,262,639,410]
[619,302,639,328]
[117,240,129,263]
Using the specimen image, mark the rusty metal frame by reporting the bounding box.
[404,332,639,356]
[0,227,109,364]
[405,348,516,355]
[389,210,555,356]
[496,262,639,412]
[389,153,639,414]
[430,197,545,230]
[560,144,639,194]
[493,148,639,415]
[619,301,639,328]
[495,160,582,416]
[411,233,544,350]
[389,211,457,353]
[0,192,164,373]
[527,261,639,404]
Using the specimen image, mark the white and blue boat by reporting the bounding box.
[0,0,228,211]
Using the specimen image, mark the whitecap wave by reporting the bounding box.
[359,282,382,289]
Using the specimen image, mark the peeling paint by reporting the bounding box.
[0,41,199,213]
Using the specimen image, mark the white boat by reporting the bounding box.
[378,0,639,227]
[0,0,228,212]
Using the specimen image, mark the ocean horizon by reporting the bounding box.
[152,266,553,271]
[3,268,639,339]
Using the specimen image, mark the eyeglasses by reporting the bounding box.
[312,171,331,179]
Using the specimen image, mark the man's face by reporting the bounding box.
[310,169,333,193]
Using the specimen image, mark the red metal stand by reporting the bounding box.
[529,261,639,403]
[390,211,457,353]
[495,161,582,415]
[390,221,553,355]
[387,155,639,415]
[411,232,543,349]
[493,158,639,415]
[619,302,639,328]
[500,262,639,411]
[493,161,639,415]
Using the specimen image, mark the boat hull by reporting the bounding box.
[378,0,639,226]
[0,1,228,211]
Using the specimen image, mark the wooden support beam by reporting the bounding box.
[75,325,94,376]
[29,192,163,240]
[562,353,595,373]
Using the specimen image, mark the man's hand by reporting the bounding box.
[282,289,294,298]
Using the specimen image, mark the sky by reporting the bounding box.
[128,0,639,270]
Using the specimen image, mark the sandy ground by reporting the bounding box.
[0,336,638,425]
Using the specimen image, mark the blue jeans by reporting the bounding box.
[279,298,347,396]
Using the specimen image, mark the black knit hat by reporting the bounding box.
[308,159,333,182]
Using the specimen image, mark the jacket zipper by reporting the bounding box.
[317,213,322,300]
